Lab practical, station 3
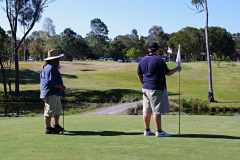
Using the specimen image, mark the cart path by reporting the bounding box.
[84,101,142,115]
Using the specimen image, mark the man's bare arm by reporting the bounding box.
[166,66,181,76]
[138,73,144,84]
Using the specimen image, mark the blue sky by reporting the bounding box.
[0,0,239,38]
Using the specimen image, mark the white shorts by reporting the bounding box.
[142,89,169,115]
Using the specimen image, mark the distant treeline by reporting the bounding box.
[1,18,240,62]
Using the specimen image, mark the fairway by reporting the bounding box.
[2,61,240,100]
[1,61,239,109]
[1,115,240,160]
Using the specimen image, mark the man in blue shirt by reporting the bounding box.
[40,49,65,134]
[138,42,181,137]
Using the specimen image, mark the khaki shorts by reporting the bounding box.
[43,95,62,117]
[142,89,169,115]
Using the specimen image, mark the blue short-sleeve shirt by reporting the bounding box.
[40,64,64,98]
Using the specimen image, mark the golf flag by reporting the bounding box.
[176,44,181,67]
[167,47,172,54]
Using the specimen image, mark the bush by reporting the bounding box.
[126,98,240,116]
[126,102,142,115]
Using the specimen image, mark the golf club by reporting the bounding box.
[62,96,65,135]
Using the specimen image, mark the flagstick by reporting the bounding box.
[175,44,181,135]
[178,70,181,135]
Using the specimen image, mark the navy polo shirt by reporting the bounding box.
[137,54,170,90]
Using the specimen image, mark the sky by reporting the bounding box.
[0,0,239,38]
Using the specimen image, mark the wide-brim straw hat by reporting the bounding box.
[44,49,64,61]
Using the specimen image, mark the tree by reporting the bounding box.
[233,33,240,37]
[129,29,143,50]
[169,26,235,61]
[109,36,128,59]
[0,27,7,50]
[147,25,169,54]
[0,53,9,96]
[29,30,49,40]
[90,18,109,38]
[192,0,214,102]
[130,29,139,40]
[0,0,50,95]
[111,35,137,58]
[169,27,202,61]
[126,48,142,59]
[110,29,144,59]
[27,30,50,60]
[60,28,91,60]
[206,27,235,59]
[60,28,77,60]
[86,18,109,57]
[42,17,56,36]
[0,26,9,95]
[28,38,45,60]
[45,35,61,51]
[234,34,240,50]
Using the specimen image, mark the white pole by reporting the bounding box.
[178,71,181,135]
[176,44,181,135]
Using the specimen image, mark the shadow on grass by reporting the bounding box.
[65,89,142,103]
[168,92,180,96]
[79,69,96,72]
[65,89,178,103]
[72,62,90,65]
[0,88,179,115]
[171,134,240,140]
[215,100,240,104]
[11,69,39,84]
[64,130,143,136]
[61,74,78,79]
[0,69,78,85]
[0,89,142,115]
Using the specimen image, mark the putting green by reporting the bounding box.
[0,115,240,160]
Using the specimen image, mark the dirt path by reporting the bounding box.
[84,101,142,115]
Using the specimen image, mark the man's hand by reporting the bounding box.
[177,66,182,72]
[166,66,182,76]
[55,85,65,91]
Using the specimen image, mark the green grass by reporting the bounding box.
[1,115,240,160]
[1,61,240,107]
[1,61,239,159]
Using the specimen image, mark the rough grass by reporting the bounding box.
[0,115,240,160]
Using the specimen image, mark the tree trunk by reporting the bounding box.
[204,0,214,102]
[14,46,20,96]
[0,58,8,96]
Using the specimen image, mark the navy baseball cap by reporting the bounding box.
[147,42,159,50]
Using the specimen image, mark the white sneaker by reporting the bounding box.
[155,131,170,137]
[144,130,154,136]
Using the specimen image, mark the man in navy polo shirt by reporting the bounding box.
[137,42,181,137]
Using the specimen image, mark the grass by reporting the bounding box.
[1,61,240,108]
[0,115,240,160]
[1,61,239,159]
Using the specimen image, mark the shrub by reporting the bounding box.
[126,97,240,116]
